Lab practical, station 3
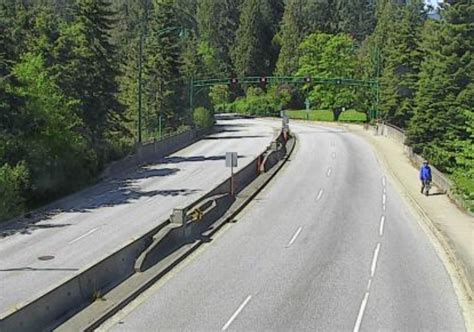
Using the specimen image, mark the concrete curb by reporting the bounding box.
[57,135,296,332]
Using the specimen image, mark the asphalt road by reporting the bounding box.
[0,117,278,315]
[105,121,465,331]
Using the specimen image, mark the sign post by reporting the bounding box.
[225,152,238,196]
[305,98,311,120]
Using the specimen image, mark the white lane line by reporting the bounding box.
[326,167,332,177]
[69,227,100,244]
[379,216,385,236]
[286,227,303,248]
[370,243,381,277]
[383,187,386,194]
[382,193,386,206]
[383,203,386,211]
[367,279,372,291]
[222,295,252,331]
[353,292,370,332]
[316,189,324,201]
[382,176,386,187]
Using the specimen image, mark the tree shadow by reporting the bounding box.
[0,165,193,238]
[203,135,265,140]
[159,154,246,164]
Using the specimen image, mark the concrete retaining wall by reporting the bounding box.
[0,130,287,332]
[377,122,453,194]
[102,129,201,179]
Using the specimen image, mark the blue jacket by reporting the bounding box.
[420,165,432,181]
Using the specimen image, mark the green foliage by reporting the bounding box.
[230,0,283,77]
[0,162,29,221]
[377,0,426,127]
[297,32,357,120]
[209,85,231,109]
[196,0,240,77]
[288,109,367,122]
[193,107,214,129]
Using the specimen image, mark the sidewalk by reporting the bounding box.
[347,124,473,321]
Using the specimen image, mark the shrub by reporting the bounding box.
[0,162,29,222]
[193,107,215,129]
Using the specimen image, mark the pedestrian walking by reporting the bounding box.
[420,160,432,196]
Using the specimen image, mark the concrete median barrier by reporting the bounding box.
[0,128,293,332]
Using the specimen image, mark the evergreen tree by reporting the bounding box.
[275,0,304,75]
[377,0,425,128]
[334,0,376,40]
[143,0,183,132]
[407,1,473,174]
[196,0,240,77]
[52,0,124,153]
[231,0,267,76]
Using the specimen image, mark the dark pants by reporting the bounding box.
[421,180,431,194]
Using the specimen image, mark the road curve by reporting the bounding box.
[0,117,278,315]
[105,120,465,331]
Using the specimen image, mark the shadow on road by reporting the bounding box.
[0,165,197,238]
[0,267,79,272]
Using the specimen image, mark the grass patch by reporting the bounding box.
[287,109,367,122]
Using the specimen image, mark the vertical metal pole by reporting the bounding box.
[231,165,234,197]
[375,47,381,120]
[189,77,194,116]
[158,114,162,138]
[138,33,143,144]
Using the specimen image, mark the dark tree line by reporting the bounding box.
[0,0,472,220]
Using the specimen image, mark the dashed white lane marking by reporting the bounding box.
[367,278,372,291]
[353,292,370,332]
[286,227,303,248]
[383,187,386,194]
[382,193,386,206]
[370,243,381,278]
[382,176,386,187]
[379,216,385,236]
[383,203,386,211]
[222,295,252,331]
[69,227,100,244]
[326,167,332,177]
[316,189,324,201]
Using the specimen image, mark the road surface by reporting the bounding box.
[0,117,278,315]
[104,121,465,331]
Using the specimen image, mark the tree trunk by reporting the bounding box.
[333,108,342,121]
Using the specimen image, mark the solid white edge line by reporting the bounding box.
[353,292,370,332]
[286,226,303,248]
[379,216,385,236]
[370,243,381,277]
[222,295,252,331]
[69,227,100,244]
[316,189,324,201]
